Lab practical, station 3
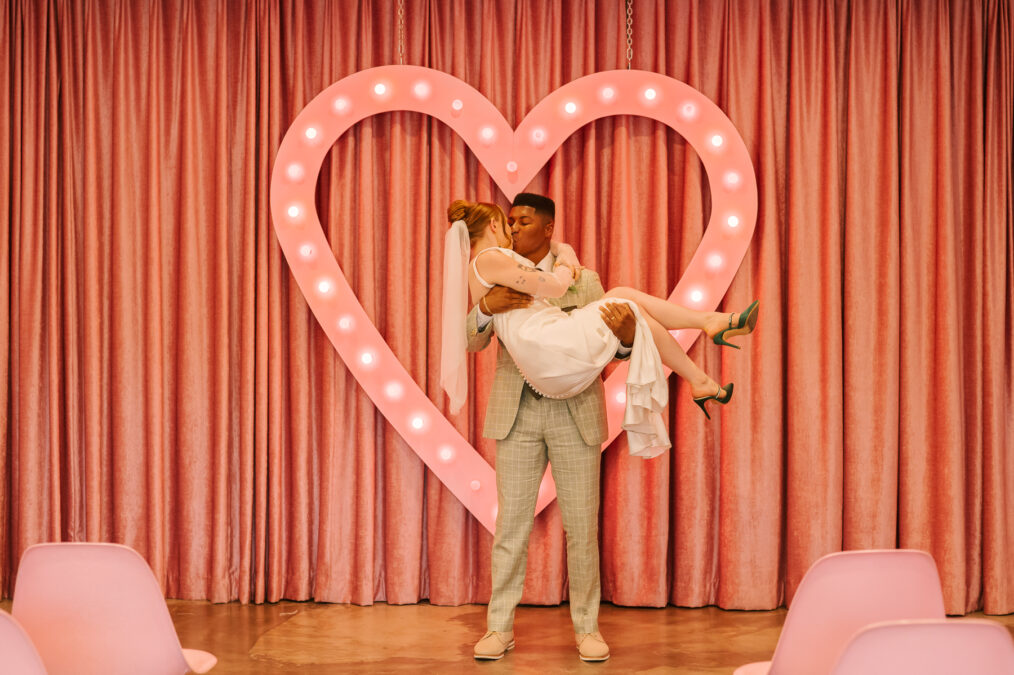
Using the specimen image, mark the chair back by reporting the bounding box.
[12,542,191,675]
[831,619,1014,675]
[0,609,48,674]
[768,549,945,675]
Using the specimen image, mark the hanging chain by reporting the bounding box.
[625,0,633,69]
[398,0,406,64]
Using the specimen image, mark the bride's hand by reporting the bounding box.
[553,260,580,282]
[552,243,581,276]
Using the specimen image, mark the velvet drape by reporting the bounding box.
[2,0,1011,615]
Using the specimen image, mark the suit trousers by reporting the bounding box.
[486,387,602,634]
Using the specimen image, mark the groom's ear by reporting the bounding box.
[543,218,555,238]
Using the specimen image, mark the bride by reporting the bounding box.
[440,199,757,457]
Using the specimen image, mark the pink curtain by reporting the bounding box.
[1,0,1011,615]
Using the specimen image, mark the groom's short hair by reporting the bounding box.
[512,193,555,220]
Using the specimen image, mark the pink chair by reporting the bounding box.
[0,609,48,674]
[831,619,1014,675]
[734,549,946,675]
[12,542,216,675]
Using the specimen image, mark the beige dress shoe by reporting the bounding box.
[576,631,610,661]
[474,630,515,660]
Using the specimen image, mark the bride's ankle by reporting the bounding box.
[704,312,731,338]
[689,376,717,398]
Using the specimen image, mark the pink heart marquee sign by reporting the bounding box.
[270,66,757,534]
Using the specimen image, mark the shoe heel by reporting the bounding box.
[711,300,759,349]
[693,383,733,420]
[712,329,741,350]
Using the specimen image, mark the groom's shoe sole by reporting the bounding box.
[579,653,610,662]
[473,642,514,660]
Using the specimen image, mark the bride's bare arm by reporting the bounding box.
[474,249,575,298]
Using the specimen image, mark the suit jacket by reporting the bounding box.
[466,258,610,446]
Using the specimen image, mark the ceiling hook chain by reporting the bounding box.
[398,0,406,64]
[625,0,634,69]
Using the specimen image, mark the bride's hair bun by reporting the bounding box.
[447,199,508,246]
[447,200,472,224]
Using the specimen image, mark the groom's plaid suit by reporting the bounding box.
[466,260,610,634]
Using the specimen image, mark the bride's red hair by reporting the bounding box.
[447,199,507,245]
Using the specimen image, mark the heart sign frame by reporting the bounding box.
[270,66,757,534]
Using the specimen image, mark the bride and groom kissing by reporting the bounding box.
[442,192,758,661]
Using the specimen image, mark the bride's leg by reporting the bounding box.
[604,287,732,337]
[639,310,721,399]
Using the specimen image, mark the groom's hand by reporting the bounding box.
[599,302,636,348]
[481,285,533,314]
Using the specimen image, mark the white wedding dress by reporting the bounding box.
[474,248,671,458]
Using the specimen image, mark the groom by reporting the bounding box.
[467,193,635,662]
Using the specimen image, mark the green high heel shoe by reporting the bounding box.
[693,383,733,420]
[712,300,759,349]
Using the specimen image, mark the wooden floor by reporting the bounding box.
[3,597,1012,673]
[164,600,1012,674]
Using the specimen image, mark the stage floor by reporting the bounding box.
[3,598,1012,673]
[165,600,1012,674]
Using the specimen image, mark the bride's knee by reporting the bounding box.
[604,286,636,300]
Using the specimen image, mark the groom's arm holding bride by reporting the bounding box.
[465,239,581,351]
[465,285,532,351]
[465,262,637,354]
